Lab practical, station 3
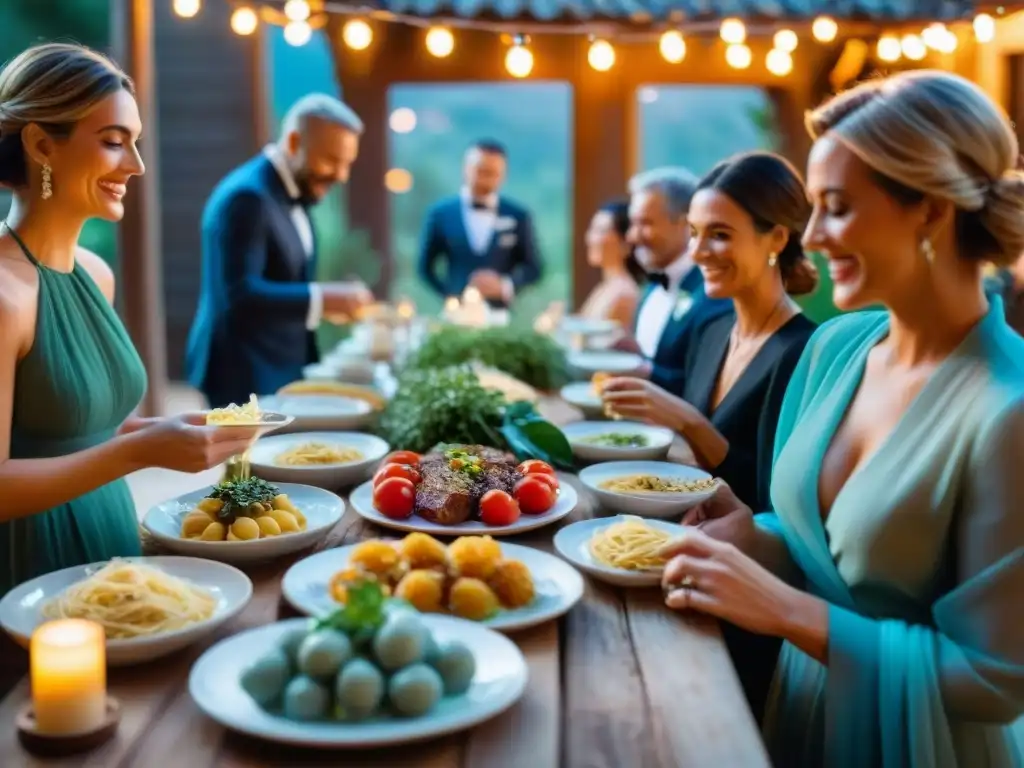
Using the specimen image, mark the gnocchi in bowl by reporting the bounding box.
[144,482,344,564]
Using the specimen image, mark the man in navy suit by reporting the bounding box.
[418,139,542,307]
[615,166,731,393]
[186,94,373,408]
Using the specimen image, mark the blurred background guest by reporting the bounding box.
[613,166,731,391]
[574,198,643,333]
[186,94,373,408]
[985,251,1024,335]
[418,138,542,308]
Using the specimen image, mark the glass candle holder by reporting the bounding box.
[30,620,106,736]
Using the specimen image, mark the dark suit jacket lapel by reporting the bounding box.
[257,157,309,276]
[441,199,476,258]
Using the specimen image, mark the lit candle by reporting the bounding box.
[397,299,415,321]
[463,286,482,305]
[31,619,106,735]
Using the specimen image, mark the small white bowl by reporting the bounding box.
[142,483,344,564]
[562,421,674,463]
[0,556,252,666]
[559,316,621,336]
[567,350,645,378]
[560,382,605,419]
[578,461,718,519]
[302,361,376,386]
[249,432,390,489]
[553,516,686,587]
[257,394,375,432]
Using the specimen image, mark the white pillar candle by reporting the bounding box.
[30,619,107,735]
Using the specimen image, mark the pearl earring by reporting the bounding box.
[768,252,778,267]
[920,238,935,264]
[41,164,52,200]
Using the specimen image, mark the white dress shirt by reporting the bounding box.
[635,252,694,359]
[264,145,321,330]
[460,186,515,303]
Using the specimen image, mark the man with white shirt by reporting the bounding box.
[616,166,731,392]
[186,94,373,407]
[418,139,542,307]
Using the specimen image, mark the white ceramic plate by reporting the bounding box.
[0,556,252,666]
[349,480,577,537]
[567,350,645,377]
[553,516,685,587]
[142,483,344,564]
[303,361,376,386]
[559,382,605,419]
[189,615,528,748]
[257,394,375,432]
[203,411,295,439]
[249,432,390,489]
[282,541,584,632]
[562,421,674,463]
[559,316,621,336]
[578,461,718,519]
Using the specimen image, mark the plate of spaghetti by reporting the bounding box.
[248,431,390,489]
[0,557,252,665]
[553,515,686,587]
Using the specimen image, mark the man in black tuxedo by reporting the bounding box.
[417,139,542,307]
[186,94,373,407]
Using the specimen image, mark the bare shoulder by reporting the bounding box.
[0,245,38,355]
[75,247,116,304]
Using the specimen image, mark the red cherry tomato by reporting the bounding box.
[373,477,416,519]
[516,460,555,478]
[479,490,521,527]
[528,472,559,491]
[383,450,421,467]
[513,476,557,515]
[373,462,421,487]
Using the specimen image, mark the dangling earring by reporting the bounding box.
[768,252,778,267]
[920,238,935,265]
[41,164,52,200]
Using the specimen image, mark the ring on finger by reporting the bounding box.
[663,573,697,594]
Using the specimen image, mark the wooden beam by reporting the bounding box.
[110,0,168,417]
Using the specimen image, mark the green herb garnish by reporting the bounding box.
[580,433,650,448]
[316,580,387,634]
[206,477,279,524]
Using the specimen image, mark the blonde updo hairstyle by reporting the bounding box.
[806,70,1024,267]
[0,43,133,189]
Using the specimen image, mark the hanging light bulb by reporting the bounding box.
[901,34,926,61]
[230,6,258,35]
[588,39,615,71]
[505,39,533,78]
[973,13,995,43]
[773,29,798,52]
[659,30,686,63]
[284,21,311,46]
[172,0,201,18]
[765,48,793,76]
[425,26,454,57]
[720,18,746,45]
[342,19,373,50]
[725,43,752,70]
[812,16,838,43]
[283,0,310,21]
[876,34,901,62]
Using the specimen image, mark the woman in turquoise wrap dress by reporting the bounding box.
[0,44,257,595]
[660,70,1024,766]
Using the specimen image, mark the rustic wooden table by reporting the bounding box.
[0,398,769,768]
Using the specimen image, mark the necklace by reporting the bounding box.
[712,298,791,409]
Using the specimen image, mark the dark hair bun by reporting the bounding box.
[0,130,27,187]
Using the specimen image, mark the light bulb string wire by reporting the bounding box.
[224,0,1000,43]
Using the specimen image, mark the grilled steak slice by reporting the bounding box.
[414,445,517,525]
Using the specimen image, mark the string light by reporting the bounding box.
[505,38,533,78]
[389,107,417,133]
[876,34,901,62]
[773,29,798,52]
[343,19,373,49]
[658,31,685,63]
[283,0,310,22]
[384,168,413,193]
[588,39,615,71]
[922,23,957,53]
[973,13,995,43]
[173,0,200,18]
[811,16,838,43]
[425,26,454,57]
[230,6,259,35]
[901,33,926,61]
[725,43,752,70]
[284,20,312,46]
[765,48,792,76]
[720,18,746,45]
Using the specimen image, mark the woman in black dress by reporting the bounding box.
[601,152,819,721]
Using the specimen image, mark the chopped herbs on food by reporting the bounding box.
[205,477,280,523]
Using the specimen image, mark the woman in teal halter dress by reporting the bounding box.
[659,72,1024,766]
[0,43,257,596]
